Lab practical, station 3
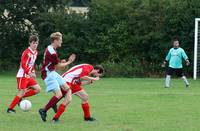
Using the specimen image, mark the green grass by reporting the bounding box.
[0,74,200,131]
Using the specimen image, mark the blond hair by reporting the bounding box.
[50,32,62,42]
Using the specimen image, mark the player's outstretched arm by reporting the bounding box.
[81,76,100,81]
[81,80,93,86]
[56,54,76,70]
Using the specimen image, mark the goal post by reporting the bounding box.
[193,18,200,80]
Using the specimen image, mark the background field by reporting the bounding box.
[0,75,200,131]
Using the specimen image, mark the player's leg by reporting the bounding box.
[7,90,25,113]
[165,67,173,88]
[50,88,65,113]
[177,69,189,87]
[23,78,41,98]
[52,83,72,122]
[75,90,96,121]
[7,78,26,113]
[39,73,63,122]
[50,83,73,113]
[43,73,63,112]
[44,89,62,112]
[39,88,62,122]
[182,76,189,87]
[51,86,70,113]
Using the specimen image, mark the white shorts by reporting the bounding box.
[44,71,65,92]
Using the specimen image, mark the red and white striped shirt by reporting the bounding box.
[62,64,93,84]
[16,47,38,78]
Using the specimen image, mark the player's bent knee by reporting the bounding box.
[57,94,63,99]
[36,86,41,93]
[17,90,25,97]
[32,85,41,93]
[63,95,72,105]
[55,91,63,98]
[68,96,72,103]
[67,93,72,102]
[62,83,70,91]
[54,88,63,98]
[82,94,89,102]
[17,94,24,98]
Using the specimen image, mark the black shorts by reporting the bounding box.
[166,67,184,77]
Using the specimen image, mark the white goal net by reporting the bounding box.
[194,18,200,80]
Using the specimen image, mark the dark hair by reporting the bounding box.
[94,65,104,74]
[29,35,39,43]
[173,37,179,42]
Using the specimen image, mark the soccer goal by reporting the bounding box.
[193,18,200,80]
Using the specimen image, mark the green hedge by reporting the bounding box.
[0,0,199,77]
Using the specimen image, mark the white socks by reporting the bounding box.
[165,75,171,87]
[165,75,189,88]
[182,76,189,86]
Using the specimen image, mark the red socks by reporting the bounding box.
[53,104,66,119]
[23,89,37,97]
[8,89,38,109]
[52,102,91,120]
[44,96,59,112]
[82,103,91,118]
[8,96,21,109]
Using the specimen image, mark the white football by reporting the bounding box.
[19,100,32,111]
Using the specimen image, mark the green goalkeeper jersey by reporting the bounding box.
[165,47,188,69]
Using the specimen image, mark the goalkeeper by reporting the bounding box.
[162,38,190,88]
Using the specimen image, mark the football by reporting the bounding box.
[19,100,32,112]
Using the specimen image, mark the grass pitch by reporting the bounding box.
[0,74,200,131]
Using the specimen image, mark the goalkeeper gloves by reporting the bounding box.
[186,59,190,66]
[161,60,167,68]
